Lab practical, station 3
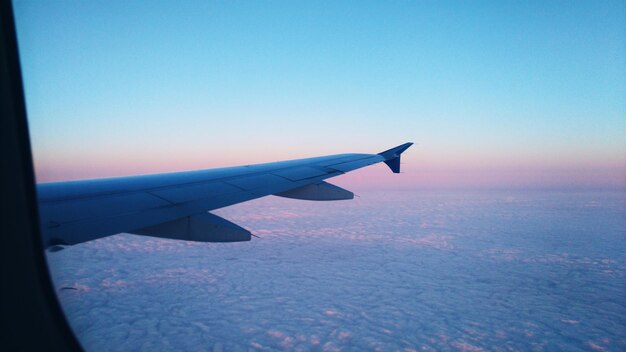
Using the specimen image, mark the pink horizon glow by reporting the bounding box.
[33,150,624,190]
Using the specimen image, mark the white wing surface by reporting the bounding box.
[37,143,413,246]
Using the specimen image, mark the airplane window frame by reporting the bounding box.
[0,2,82,350]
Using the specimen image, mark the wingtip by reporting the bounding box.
[378,142,413,173]
[378,142,414,159]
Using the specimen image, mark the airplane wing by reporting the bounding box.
[37,142,413,246]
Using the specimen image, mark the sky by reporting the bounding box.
[13,0,625,189]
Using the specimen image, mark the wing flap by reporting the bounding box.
[275,181,353,201]
[225,173,290,191]
[271,166,328,181]
[131,212,251,243]
[149,181,241,204]
[327,155,384,172]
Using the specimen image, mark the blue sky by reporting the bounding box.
[13,1,625,188]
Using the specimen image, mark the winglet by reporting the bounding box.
[378,142,413,173]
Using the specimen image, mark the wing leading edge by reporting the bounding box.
[37,142,413,246]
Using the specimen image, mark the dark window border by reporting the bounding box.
[1,1,82,350]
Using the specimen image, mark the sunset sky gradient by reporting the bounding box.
[13,0,625,189]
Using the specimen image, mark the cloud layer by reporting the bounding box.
[46,190,625,351]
